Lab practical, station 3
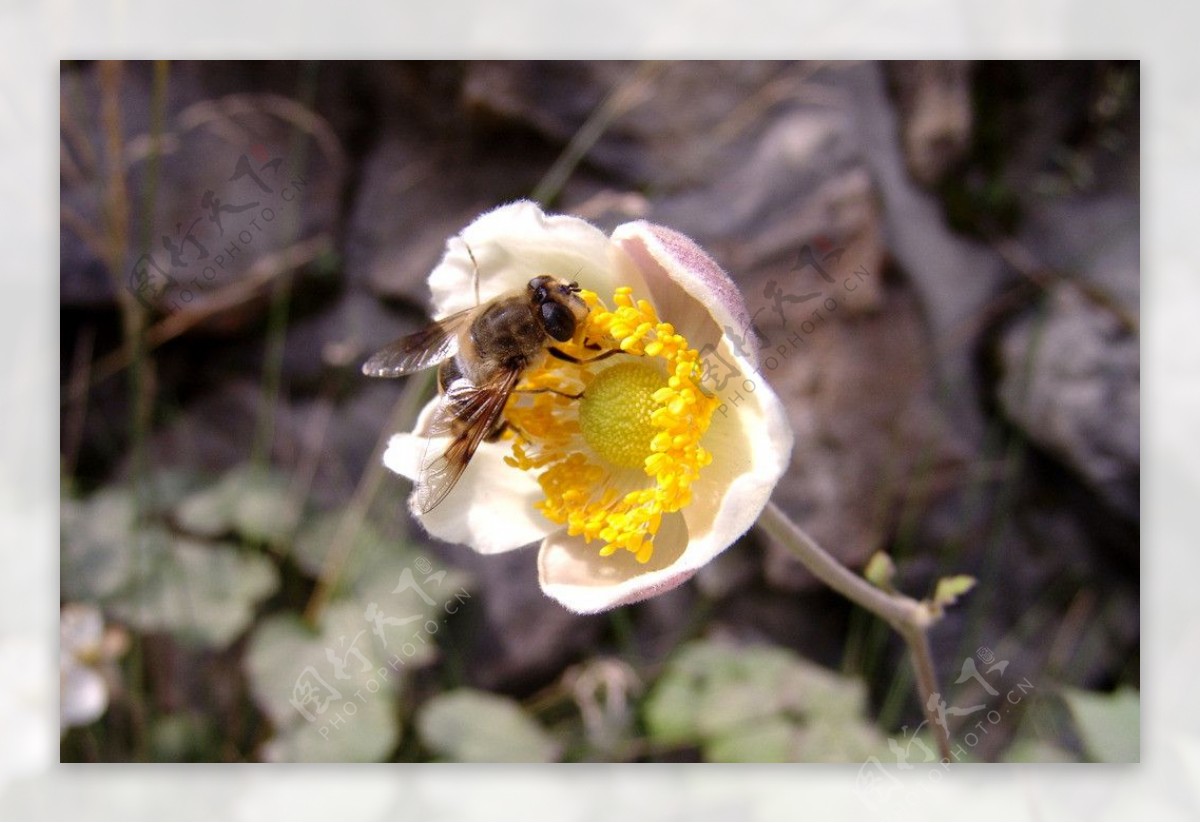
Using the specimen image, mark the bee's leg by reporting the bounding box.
[576,334,615,353]
[547,347,624,365]
[484,420,511,443]
[437,358,463,395]
[488,419,535,444]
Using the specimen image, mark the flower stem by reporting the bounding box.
[756,500,950,760]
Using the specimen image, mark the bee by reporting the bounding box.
[362,269,590,513]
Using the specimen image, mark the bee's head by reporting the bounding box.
[529,275,589,342]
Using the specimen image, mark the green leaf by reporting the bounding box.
[932,574,976,608]
[61,488,138,601]
[1062,686,1139,762]
[106,533,279,648]
[262,693,399,763]
[290,513,394,587]
[863,551,896,590]
[291,513,472,643]
[245,602,403,762]
[175,465,301,545]
[705,716,795,762]
[642,641,783,745]
[417,689,559,763]
[643,640,884,762]
[1002,739,1078,763]
[232,471,302,545]
[149,712,218,762]
[173,482,231,538]
[133,469,201,517]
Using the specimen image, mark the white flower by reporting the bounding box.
[383,201,792,613]
[60,603,126,730]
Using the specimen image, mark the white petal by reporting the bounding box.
[611,221,757,367]
[537,512,697,613]
[382,415,553,554]
[427,200,649,318]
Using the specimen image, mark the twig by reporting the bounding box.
[756,500,951,760]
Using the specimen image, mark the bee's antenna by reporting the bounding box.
[465,241,481,307]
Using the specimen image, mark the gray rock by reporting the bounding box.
[60,62,345,321]
[439,544,605,692]
[462,61,794,191]
[651,103,888,319]
[996,282,1139,519]
[756,286,972,587]
[845,62,1011,443]
[343,126,550,305]
[1020,194,1140,319]
[885,61,973,187]
[341,132,464,304]
[280,288,425,391]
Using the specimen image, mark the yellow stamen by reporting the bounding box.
[504,286,719,564]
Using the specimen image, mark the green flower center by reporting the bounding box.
[578,361,665,469]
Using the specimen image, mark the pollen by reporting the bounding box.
[504,286,719,564]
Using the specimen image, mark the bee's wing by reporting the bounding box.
[414,367,521,514]
[361,309,474,378]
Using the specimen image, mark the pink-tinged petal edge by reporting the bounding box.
[612,221,758,369]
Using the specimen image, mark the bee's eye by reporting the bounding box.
[533,285,549,304]
[541,302,576,342]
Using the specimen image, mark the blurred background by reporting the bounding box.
[59,60,1139,764]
